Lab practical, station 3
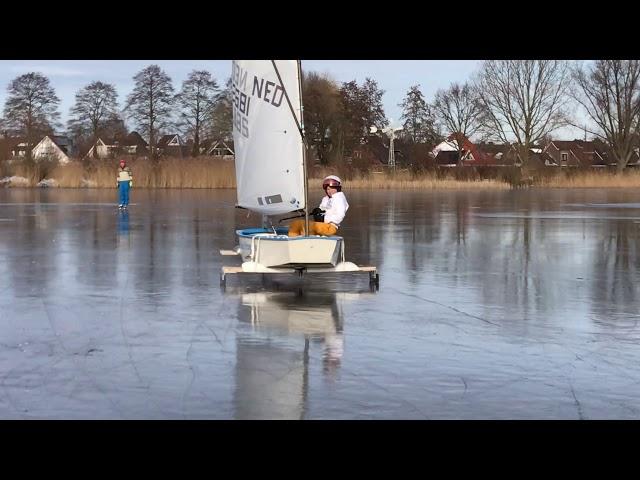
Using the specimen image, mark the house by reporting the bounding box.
[10,138,29,158]
[544,140,606,167]
[545,139,632,167]
[430,133,505,166]
[545,139,640,168]
[432,134,554,167]
[156,134,188,157]
[201,139,235,157]
[472,142,553,167]
[481,143,554,167]
[85,131,149,159]
[430,138,462,166]
[431,134,496,166]
[9,135,74,164]
[36,135,75,163]
[474,142,513,166]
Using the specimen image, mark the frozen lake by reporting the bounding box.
[2,187,640,419]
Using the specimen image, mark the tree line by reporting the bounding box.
[0,65,230,161]
[1,61,640,170]
[307,60,640,171]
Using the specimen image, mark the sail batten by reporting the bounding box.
[232,60,306,215]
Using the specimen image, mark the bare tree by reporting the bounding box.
[433,82,482,162]
[475,60,570,166]
[125,65,174,160]
[67,81,119,157]
[433,82,483,165]
[571,60,640,171]
[2,72,60,161]
[399,84,438,145]
[175,70,219,157]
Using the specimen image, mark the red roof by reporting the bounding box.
[446,133,494,166]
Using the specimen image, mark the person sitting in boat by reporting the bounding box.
[288,175,349,237]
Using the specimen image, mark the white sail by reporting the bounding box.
[232,60,305,215]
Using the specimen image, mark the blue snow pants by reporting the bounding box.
[118,180,130,206]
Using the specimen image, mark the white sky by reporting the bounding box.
[0,59,583,139]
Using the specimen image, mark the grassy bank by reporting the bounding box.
[3,157,640,189]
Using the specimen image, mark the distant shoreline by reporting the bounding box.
[3,157,640,189]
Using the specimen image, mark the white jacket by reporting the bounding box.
[117,167,132,182]
[319,191,349,227]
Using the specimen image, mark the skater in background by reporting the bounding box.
[116,159,133,209]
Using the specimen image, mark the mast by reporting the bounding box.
[297,60,310,237]
[270,60,309,232]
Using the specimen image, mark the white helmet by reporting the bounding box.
[322,175,342,188]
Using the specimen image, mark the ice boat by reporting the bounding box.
[220,60,378,287]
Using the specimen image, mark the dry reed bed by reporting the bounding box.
[2,157,237,188]
[125,158,236,188]
[5,158,640,189]
[536,170,640,188]
[314,175,510,189]
[308,166,511,189]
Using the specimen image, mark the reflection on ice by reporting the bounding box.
[240,291,342,336]
[232,288,371,419]
[117,210,130,235]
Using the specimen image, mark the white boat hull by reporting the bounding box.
[236,227,343,268]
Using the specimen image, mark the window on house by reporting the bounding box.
[561,152,568,163]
